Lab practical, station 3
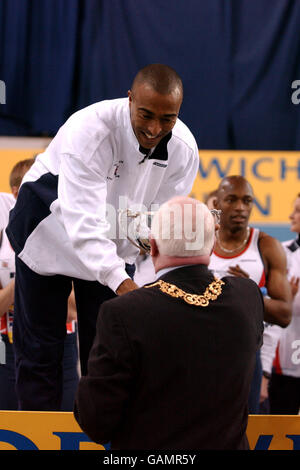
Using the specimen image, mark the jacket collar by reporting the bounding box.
[287,239,300,252]
[139,132,172,161]
[159,264,215,283]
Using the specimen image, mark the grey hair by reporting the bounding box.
[151,197,215,257]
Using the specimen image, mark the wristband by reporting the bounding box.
[262,370,271,379]
[260,286,268,296]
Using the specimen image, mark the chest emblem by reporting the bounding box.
[107,160,124,180]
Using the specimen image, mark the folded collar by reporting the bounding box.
[139,132,172,161]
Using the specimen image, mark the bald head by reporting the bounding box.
[131,63,183,98]
[216,175,253,199]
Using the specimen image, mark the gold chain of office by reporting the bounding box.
[144,277,225,307]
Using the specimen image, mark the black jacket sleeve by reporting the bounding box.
[73,300,135,444]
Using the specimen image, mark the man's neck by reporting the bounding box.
[218,226,249,242]
[215,226,251,254]
[153,254,210,274]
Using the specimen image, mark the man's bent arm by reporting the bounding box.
[58,154,130,292]
[260,236,292,327]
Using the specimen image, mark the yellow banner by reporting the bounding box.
[0,411,104,450]
[1,148,299,224]
[0,411,299,450]
[191,150,300,223]
[0,148,43,193]
[247,415,300,450]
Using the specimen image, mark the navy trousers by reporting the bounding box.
[0,336,18,410]
[0,332,79,411]
[13,256,135,411]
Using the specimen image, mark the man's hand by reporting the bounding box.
[67,289,77,322]
[227,264,250,279]
[260,375,269,404]
[116,278,139,296]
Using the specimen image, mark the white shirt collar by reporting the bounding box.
[155,265,191,280]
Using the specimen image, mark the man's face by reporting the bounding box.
[128,83,182,149]
[289,197,300,233]
[216,181,254,232]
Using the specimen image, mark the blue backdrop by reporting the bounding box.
[0,0,300,150]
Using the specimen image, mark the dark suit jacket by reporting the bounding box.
[74,264,264,450]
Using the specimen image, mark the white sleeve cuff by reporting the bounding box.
[104,267,131,294]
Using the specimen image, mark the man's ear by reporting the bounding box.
[128,89,132,102]
[150,236,158,257]
[11,186,19,199]
[213,197,219,209]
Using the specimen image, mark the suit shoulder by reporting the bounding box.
[222,277,264,320]
[100,286,158,316]
[223,275,260,293]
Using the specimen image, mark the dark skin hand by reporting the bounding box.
[116,278,139,296]
[227,232,292,328]
[227,264,249,278]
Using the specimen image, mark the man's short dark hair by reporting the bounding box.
[131,63,183,97]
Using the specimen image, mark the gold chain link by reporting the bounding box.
[144,277,225,307]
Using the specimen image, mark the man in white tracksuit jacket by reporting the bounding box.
[6,64,199,410]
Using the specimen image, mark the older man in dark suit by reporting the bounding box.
[74,196,264,450]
